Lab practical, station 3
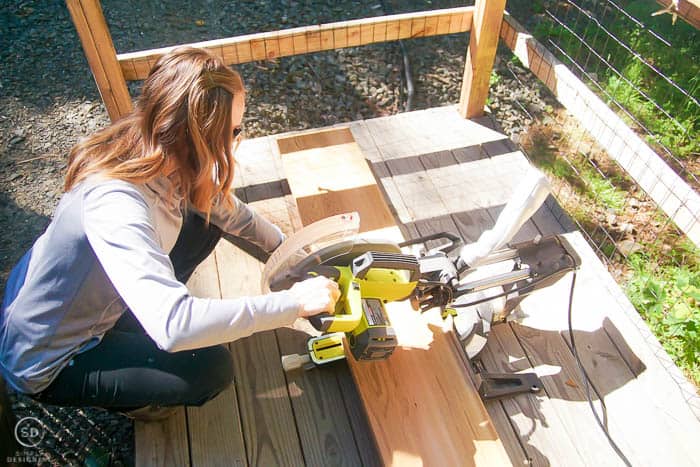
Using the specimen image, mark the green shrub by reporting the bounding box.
[626,246,700,386]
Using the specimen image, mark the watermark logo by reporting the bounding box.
[14,416,45,448]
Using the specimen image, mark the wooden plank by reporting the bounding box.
[263,34,280,60]
[330,363,382,467]
[66,0,132,121]
[410,16,427,37]
[459,0,507,118]
[398,18,412,39]
[186,254,247,467]
[117,7,474,80]
[254,193,368,465]
[275,127,511,466]
[404,200,529,466]
[134,410,190,467]
[279,128,395,232]
[320,26,334,51]
[135,254,227,467]
[479,324,587,467]
[216,240,305,466]
[276,323,364,466]
[452,208,496,243]
[511,322,638,465]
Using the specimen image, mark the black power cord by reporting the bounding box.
[565,271,632,466]
[379,0,415,112]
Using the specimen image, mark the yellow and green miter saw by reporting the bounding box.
[263,167,580,398]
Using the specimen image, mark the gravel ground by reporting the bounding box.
[0,1,552,465]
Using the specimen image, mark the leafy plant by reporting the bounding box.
[626,251,700,386]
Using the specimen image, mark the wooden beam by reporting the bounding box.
[458,0,507,118]
[275,127,511,466]
[655,0,700,29]
[65,0,132,121]
[117,7,473,81]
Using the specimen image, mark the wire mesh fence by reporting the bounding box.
[499,0,699,386]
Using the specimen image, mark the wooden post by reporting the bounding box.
[66,0,132,122]
[458,0,507,118]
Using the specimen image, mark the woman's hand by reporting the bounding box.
[289,276,341,318]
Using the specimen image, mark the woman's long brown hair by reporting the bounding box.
[65,47,244,216]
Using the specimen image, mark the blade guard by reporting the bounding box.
[261,212,360,293]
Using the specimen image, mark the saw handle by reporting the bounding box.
[308,313,334,332]
[351,252,421,281]
[310,279,362,332]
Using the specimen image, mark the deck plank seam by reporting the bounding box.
[271,328,310,467]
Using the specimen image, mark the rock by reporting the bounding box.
[617,239,642,256]
[9,135,25,145]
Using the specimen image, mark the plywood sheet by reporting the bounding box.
[276,127,511,466]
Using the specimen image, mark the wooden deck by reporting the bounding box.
[136,106,700,466]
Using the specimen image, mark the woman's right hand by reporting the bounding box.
[289,276,341,318]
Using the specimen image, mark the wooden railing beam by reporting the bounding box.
[458,0,507,118]
[66,0,132,122]
[117,7,474,81]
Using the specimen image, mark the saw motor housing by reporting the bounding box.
[309,250,420,362]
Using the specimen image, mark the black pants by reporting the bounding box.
[32,213,233,410]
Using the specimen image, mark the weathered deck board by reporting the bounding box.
[135,106,700,466]
[135,254,225,467]
[355,106,700,465]
[217,241,305,466]
[134,409,190,467]
[185,254,247,467]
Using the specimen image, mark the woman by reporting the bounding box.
[0,47,339,418]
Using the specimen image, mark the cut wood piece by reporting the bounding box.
[134,408,190,467]
[216,240,305,466]
[277,128,395,232]
[405,207,529,466]
[135,253,242,467]
[275,127,511,466]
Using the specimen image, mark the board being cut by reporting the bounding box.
[276,127,511,466]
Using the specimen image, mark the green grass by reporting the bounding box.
[626,243,700,386]
[580,167,627,213]
[534,0,700,161]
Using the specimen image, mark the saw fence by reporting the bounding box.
[61,1,700,466]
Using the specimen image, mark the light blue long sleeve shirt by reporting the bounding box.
[0,175,300,394]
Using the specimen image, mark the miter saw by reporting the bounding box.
[263,167,581,400]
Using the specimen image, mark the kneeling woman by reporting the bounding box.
[0,47,338,418]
